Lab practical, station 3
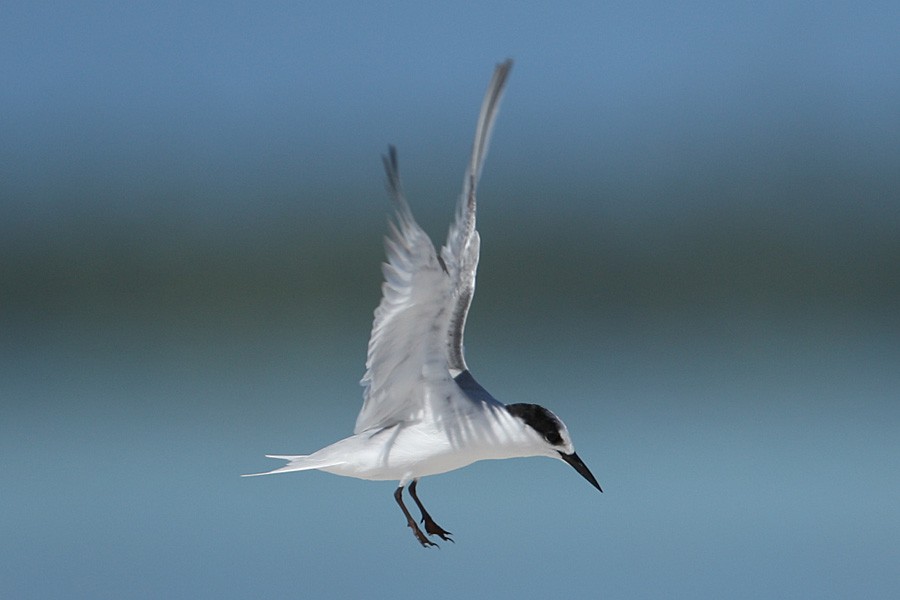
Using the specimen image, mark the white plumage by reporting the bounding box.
[246,60,601,547]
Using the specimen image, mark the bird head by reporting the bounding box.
[506,403,602,492]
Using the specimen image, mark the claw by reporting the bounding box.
[395,485,441,548]
[407,479,455,544]
[423,517,454,543]
[410,524,438,548]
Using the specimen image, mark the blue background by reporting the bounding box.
[3,2,898,598]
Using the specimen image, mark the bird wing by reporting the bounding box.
[354,61,513,434]
[440,59,513,375]
[354,147,456,434]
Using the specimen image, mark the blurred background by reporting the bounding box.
[2,2,898,598]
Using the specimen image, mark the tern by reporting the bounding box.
[246,60,602,547]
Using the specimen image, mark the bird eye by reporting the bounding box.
[544,431,562,445]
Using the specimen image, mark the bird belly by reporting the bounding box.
[314,415,533,482]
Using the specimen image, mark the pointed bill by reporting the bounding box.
[560,451,603,492]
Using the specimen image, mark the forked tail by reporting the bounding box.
[242,454,345,477]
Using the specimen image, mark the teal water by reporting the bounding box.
[3,302,897,599]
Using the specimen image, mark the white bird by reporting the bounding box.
[245,60,601,547]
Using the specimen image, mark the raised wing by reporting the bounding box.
[355,62,513,434]
[440,59,513,375]
[355,147,455,434]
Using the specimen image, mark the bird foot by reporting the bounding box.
[421,516,454,543]
[407,520,438,548]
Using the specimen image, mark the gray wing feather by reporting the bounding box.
[441,59,513,373]
[355,147,454,434]
[356,62,513,434]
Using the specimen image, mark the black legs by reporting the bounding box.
[394,485,435,547]
[394,480,453,547]
[409,480,453,542]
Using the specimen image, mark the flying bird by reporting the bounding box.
[245,60,602,547]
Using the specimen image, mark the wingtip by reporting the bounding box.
[382,145,399,180]
[383,144,398,166]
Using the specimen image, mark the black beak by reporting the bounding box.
[560,451,603,492]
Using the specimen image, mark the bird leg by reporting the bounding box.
[408,480,454,542]
[394,486,436,547]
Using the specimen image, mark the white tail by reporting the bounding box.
[241,454,346,477]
